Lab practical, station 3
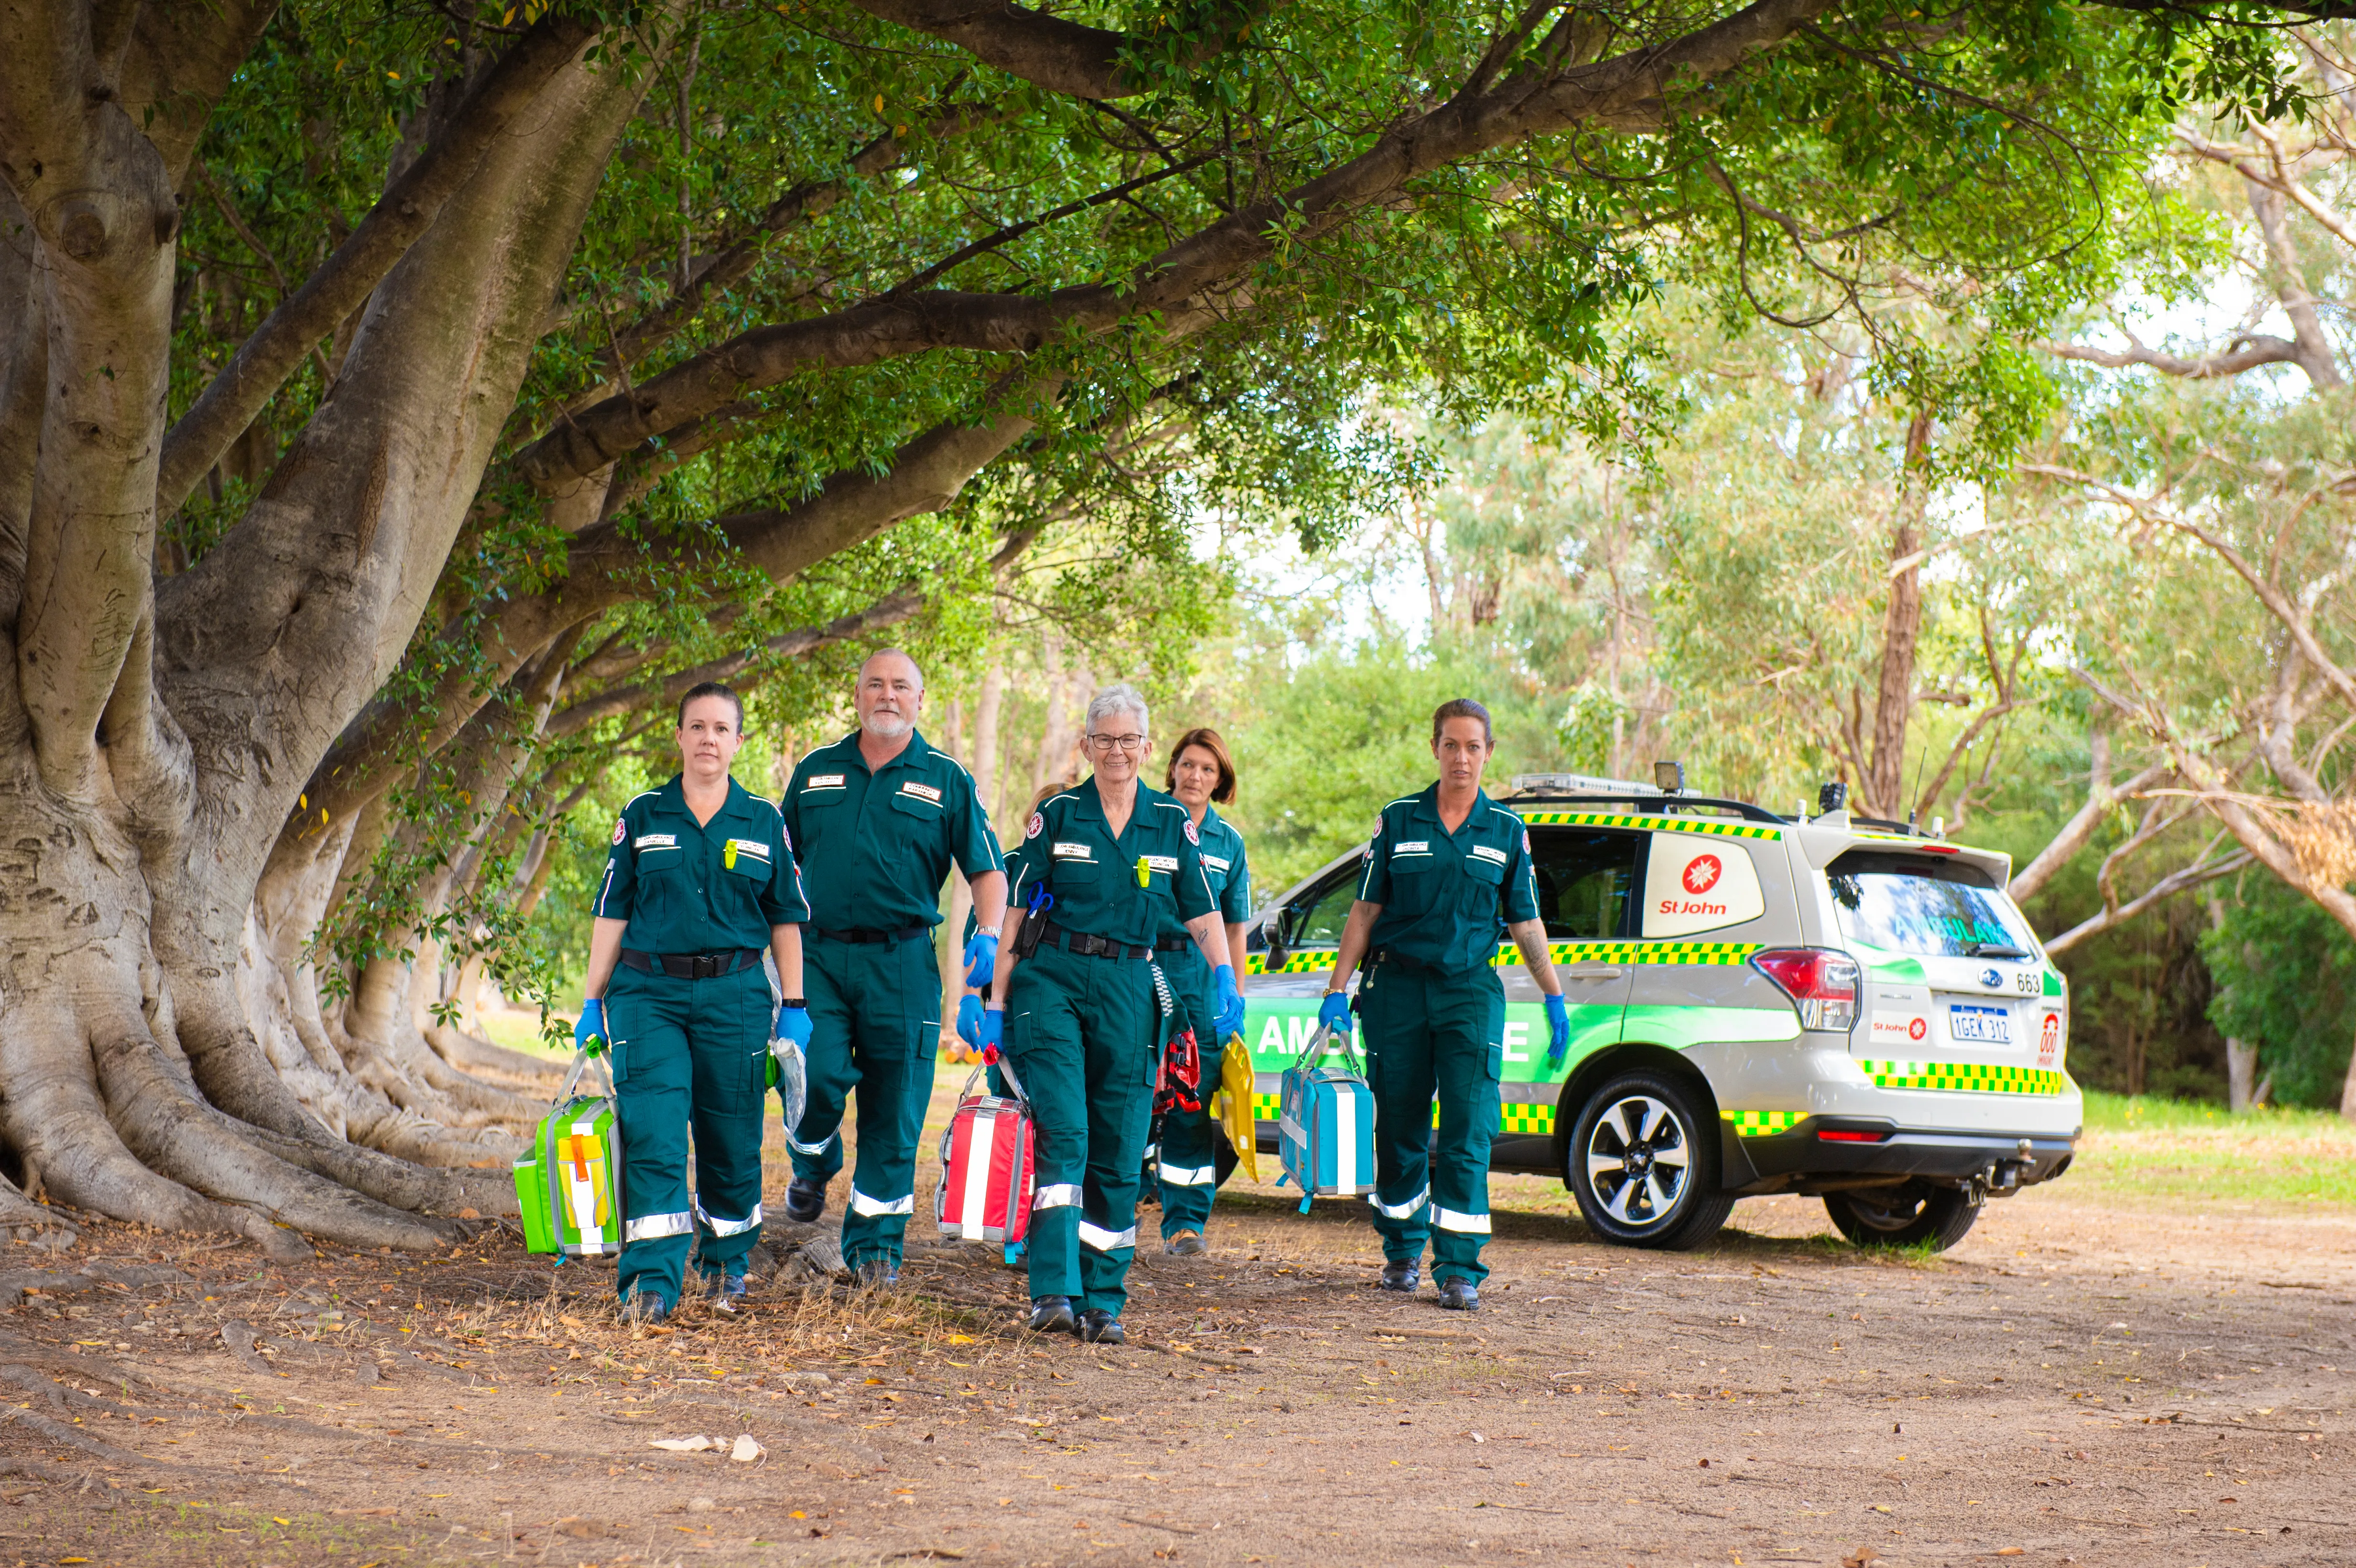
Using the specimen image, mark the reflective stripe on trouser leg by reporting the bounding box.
[1368,1185,1430,1220]
[833,933,941,1270]
[1155,958,1222,1240]
[625,1211,693,1241]
[1077,1219,1138,1252]
[1432,1206,1491,1234]
[787,1130,838,1158]
[693,1198,765,1237]
[1032,1183,1082,1209]
[1357,961,1438,1266]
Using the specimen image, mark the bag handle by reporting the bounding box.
[1294,1023,1364,1079]
[959,1055,1029,1109]
[548,1045,614,1112]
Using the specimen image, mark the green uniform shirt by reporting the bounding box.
[781,729,1004,932]
[1156,805,1252,939]
[1354,784,1539,976]
[594,775,810,953]
[1007,779,1217,948]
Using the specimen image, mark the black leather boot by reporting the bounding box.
[1379,1259,1420,1293]
[783,1178,828,1224]
[1437,1278,1480,1312]
[1027,1295,1077,1334]
[1076,1309,1125,1345]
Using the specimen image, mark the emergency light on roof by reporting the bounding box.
[1509,772,1663,796]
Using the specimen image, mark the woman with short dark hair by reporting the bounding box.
[1152,727,1254,1255]
[1314,697,1570,1311]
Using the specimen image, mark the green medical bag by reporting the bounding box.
[513,1050,625,1258]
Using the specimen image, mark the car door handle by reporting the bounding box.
[1560,964,1625,980]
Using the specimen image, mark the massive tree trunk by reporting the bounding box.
[1864,409,1934,821]
[0,5,674,1249]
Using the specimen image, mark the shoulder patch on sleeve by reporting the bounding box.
[781,823,792,853]
[1025,811,1044,841]
[612,817,627,846]
[1182,817,1199,845]
[1523,828,1531,853]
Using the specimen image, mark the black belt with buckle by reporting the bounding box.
[1153,935,1193,953]
[1370,946,1436,973]
[1042,922,1151,961]
[815,924,928,945]
[620,947,764,980]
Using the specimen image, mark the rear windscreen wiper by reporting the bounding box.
[1964,942,2031,959]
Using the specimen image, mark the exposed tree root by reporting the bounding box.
[424,1019,565,1086]
[91,1003,458,1252]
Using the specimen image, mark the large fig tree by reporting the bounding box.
[0,0,2295,1249]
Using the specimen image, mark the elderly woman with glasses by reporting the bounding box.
[981,685,1245,1344]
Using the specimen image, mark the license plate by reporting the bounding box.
[1948,1003,2011,1044]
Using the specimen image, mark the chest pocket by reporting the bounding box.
[889,784,946,822]
[1049,848,1102,887]
[1460,852,1507,888]
[721,839,773,882]
[1384,850,1435,914]
[634,840,687,876]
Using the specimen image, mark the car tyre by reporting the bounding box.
[1822,1181,1979,1252]
[1567,1070,1734,1251]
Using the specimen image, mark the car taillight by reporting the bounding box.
[1750,947,1861,1032]
[1816,1128,1889,1143]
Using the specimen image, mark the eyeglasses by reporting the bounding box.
[1086,733,1147,753]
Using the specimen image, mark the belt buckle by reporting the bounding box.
[694,954,719,980]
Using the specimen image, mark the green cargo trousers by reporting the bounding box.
[606,962,772,1309]
[1005,941,1157,1317]
[1357,957,1505,1286]
[785,931,943,1267]
[1153,952,1220,1239]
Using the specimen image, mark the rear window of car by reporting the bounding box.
[1824,850,2038,958]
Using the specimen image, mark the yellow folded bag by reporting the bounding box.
[1215,1029,1258,1183]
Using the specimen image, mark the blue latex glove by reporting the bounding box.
[574,998,607,1057]
[1544,992,1572,1066]
[1212,964,1246,1041]
[956,993,985,1047]
[962,931,998,989]
[1317,988,1352,1039]
[775,1002,814,1050]
[979,1007,1004,1064]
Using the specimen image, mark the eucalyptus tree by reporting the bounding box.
[0,0,2306,1246]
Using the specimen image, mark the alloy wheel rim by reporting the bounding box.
[1582,1093,1692,1230]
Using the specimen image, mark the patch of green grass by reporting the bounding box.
[2080,1089,2350,1133]
[2058,1090,2356,1208]
[478,1007,570,1058]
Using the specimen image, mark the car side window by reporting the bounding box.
[1529,828,1641,940]
[1290,867,1362,946]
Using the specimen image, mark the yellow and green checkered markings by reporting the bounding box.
[1244,939,1763,976]
[1721,1110,1802,1138]
[1250,1089,1554,1137]
[1512,810,1782,840]
[1860,1060,2069,1094]
[1500,1102,1555,1136]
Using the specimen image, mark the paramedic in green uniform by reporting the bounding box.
[1153,728,1253,1256]
[980,685,1245,1343]
[576,682,811,1323]
[778,649,1008,1284]
[1318,698,1571,1312]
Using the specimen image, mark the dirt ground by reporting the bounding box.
[6,1081,2352,1568]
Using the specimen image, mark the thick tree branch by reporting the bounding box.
[2040,848,2253,953]
[521,0,1836,491]
[116,0,282,185]
[2038,328,2308,379]
[843,0,1265,100]
[156,12,597,516]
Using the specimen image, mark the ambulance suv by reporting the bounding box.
[1228,776,2080,1252]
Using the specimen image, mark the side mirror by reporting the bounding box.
[1262,909,1290,971]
